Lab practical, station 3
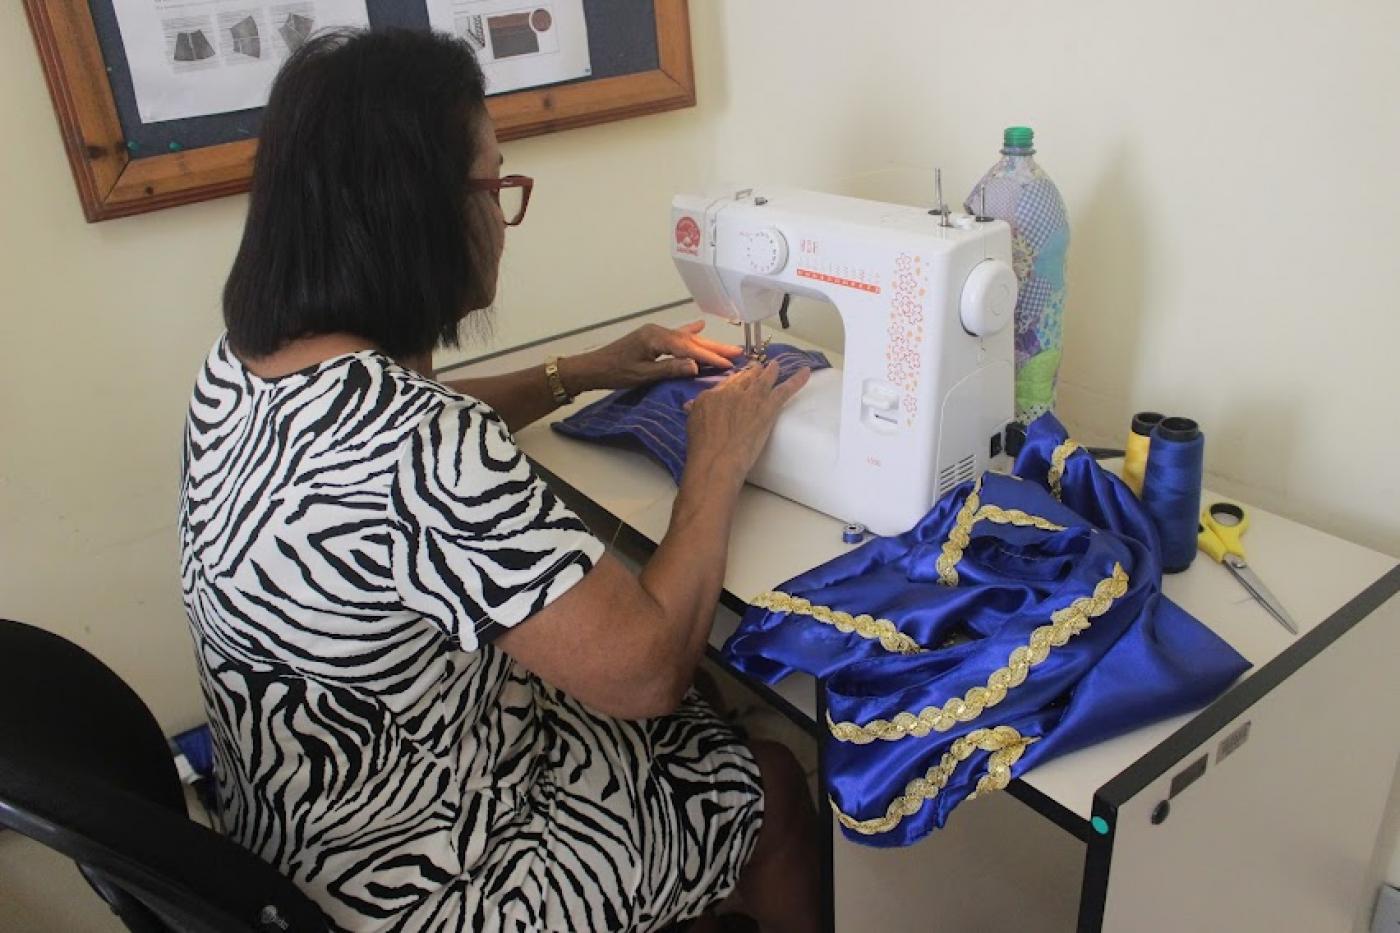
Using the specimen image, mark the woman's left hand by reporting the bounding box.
[567,321,743,393]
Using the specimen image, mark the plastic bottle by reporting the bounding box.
[964,126,1070,424]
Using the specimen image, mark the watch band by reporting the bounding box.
[544,356,573,406]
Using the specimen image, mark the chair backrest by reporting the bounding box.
[0,618,329,933]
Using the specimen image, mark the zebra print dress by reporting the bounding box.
[179,338,764,932]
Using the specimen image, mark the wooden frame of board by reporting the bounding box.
[23,0,695,222]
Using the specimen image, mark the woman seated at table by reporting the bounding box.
[179,28,818,933]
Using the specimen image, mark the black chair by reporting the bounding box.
[0,618,329,932]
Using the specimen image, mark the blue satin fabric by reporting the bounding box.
[723,414,1251,846]
[552,345,830,484]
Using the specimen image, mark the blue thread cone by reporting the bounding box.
[1141,417,1204,573]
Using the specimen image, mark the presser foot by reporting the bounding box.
[743,339,771,364]
[742,322,770,364]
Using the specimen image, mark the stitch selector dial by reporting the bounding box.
[743,228,789,275]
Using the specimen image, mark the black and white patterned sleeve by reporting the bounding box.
[389,399,604,651]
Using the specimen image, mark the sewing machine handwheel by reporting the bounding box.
[960,259,1017,337]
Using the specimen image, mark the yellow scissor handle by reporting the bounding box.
[1197,521,1228,562]
[1201,501,1250,558]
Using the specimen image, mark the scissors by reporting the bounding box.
[1197,501,1298,635]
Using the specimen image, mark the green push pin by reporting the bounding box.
[1091,816,1110,835]
[126,140,139,153]
[168,141,183,152]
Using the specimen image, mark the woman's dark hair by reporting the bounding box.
[223,29,491,359]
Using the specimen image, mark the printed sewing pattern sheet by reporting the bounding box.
[112,0,369,122]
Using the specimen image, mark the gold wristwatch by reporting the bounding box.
[544,356,573,406]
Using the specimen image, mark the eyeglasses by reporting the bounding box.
[467,174,533,226]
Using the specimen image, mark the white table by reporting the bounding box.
[440,304,1400,932]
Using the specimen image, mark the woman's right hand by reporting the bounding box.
[502,361,809,720]
[685,361,811,489]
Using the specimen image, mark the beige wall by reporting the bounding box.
[3,0,1398,894]
[701,0,1400,561]
[3,13,240,734]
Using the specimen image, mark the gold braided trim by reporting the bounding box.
[828,563,1130,744]
[976,505,1066,533]
[754,496,1062,655]
[935,477,983,586]
[1048,439,1082,501]
[748,592,924,655]
[966,734,1034,800]
[936,495,1066,587]
[832,726,1036,835]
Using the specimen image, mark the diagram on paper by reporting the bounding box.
[427,0,591,96]
[116,0,368,122]
[269,4,316,53]
[162,16,219,72]
[217,9,268,63]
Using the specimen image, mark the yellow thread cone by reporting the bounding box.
[1123,412,1163,497]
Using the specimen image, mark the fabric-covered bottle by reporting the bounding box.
[964,126,1069,423]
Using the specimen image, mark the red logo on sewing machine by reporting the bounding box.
[674,216,701,256]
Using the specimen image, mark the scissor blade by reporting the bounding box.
[1224,555,1299,635]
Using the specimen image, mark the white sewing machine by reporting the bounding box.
[671,187,1017,536]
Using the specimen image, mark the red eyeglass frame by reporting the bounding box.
[467,174,534,226]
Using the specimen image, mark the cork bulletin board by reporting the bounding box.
[23,0,694,221]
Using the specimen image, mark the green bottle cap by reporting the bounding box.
[1003,126,1035,149]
